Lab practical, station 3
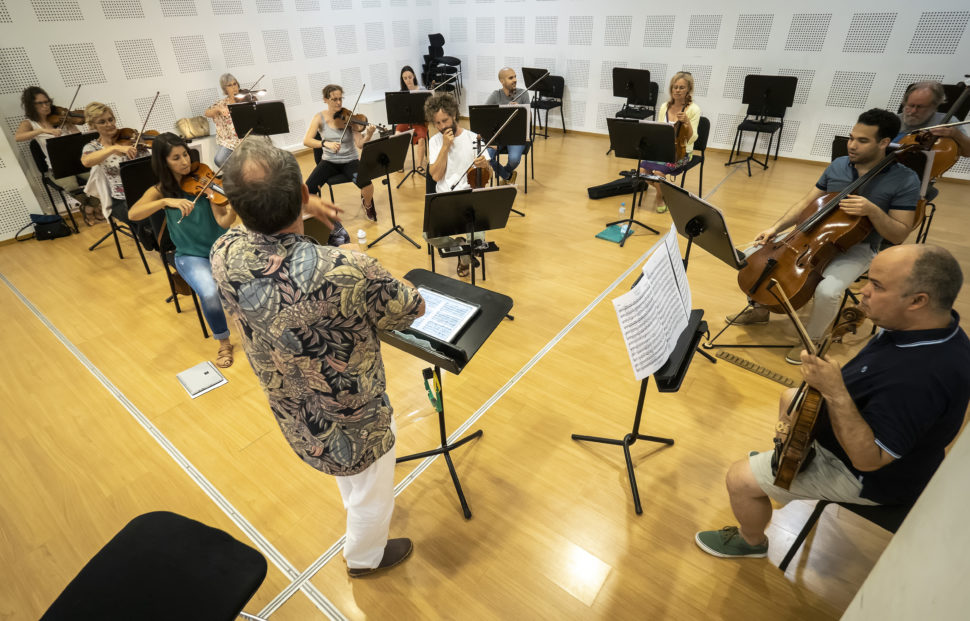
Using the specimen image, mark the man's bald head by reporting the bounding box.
[222,137,304,234]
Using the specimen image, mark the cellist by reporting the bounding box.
[729,109,921,365]
[696,245,970,560]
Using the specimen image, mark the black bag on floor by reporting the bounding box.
[15,214,72,241]
[587,177,645,199]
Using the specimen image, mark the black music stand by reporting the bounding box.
[382,268,513,518]
[358,132,417,248]
[572,309,707,515]
[608,68,654,156]
[48,131,96,179]
[521,67,551,137]
[468,104,530,204]
[386,90,432,187]
[724,75,797,175]
[228,100,288,136]
[424,186,516,286]
[605,118,667,246]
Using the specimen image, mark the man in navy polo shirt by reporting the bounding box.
[729,108,921,364]
[696,244,970,559]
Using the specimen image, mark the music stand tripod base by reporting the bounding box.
[360,133,420,249]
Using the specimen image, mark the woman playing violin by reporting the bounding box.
[80,102,151,223]
[205,73,243,167]
[129,133,237,368]
[639,72,701,213]
[303,84,378,222]
[394,66,429,172]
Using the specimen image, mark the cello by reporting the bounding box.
[737,134,936,313]
[766,279,865,489]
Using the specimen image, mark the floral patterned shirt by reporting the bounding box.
[82,139,148,200]
[212,99,241,149]
[211,228,422,475]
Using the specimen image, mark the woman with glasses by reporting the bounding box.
[80,102,150,225]
[303,84,378,227]
[205,73,243,167]
[14,86,97,224]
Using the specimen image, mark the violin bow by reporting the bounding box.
[449,107,523,190]
[58,84,81,130]
[766,279,818,356]
[430,73,458,92]
[235,75,266,101]
[334,84,367,149]
[177,128,254,223]
[133,91,160,150]
[509,70,550,104]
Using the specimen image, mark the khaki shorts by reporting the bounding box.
[749,441,879,507]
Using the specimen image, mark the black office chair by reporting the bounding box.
[28,139,80,233]
[428,33,462,90]
[670,116,710,196]
[531,75,566,139]
[779,500,912,571]
[41,511,268,620]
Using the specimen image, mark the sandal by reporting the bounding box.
[82,205,98,226]
[215,342,234,368]
[362,198,377,222]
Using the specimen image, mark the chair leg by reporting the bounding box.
[191,291,209,338]
[775,123,783,161]
[698,159,704,196]
[132,226,151,275]
[111,219,124,259]
[560,105,566,133]
[328,185,335,203]
[779,500,831,572]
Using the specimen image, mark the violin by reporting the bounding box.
[674,118,690,162]
[767,280,865,489]
[737,138,931,313]
[116,127,159,148]
[333,107,369,132]
[48,106,85,127]
[896,79,970,180]
[180,162,228,206]
[466,133,492,188]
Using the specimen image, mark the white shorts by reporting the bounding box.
[749,441,879,507]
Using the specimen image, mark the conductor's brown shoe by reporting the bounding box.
[347,538,413,578]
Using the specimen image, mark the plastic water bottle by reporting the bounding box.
[618,202,629,235]
[357,228,367,249]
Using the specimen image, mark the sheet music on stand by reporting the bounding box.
[613,224,692,380]
[408,287,481,343]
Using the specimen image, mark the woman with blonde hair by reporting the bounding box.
[80,102,149,222]
[640,71,701,213]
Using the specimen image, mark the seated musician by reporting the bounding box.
[696,244,970,559]
[14,86,98,224]
[895,81,970,154]
[80,102,151,225]
[484,68,528,186]
[424,92,489,278]
[394,66,429,171]
[129,133,237,368]
[303,84,378,224]
[638,71,701,213]
[729,109,921,365]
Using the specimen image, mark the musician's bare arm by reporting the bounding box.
[839,201,914,245]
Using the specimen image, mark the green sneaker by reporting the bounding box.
[695,526,768,558]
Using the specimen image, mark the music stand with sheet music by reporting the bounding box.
[468,104,532,201]
[424,186,516,286]
[386,90,432,187]
[228,100,288,136]
[605,118,670,245]
[357,132,417,248]
[572,308,708,515]
[381,268,513,518]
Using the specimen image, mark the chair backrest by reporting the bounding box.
[647,81,659,107]
[28,139,50,174]
[831,135,849,161]
[429,32,445,47]
[693,116,711,152]
[313,130,323,164]
[543,75,565,99]
[428,45,443,58]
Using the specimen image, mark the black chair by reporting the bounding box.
[530,75,566,139]
[428,33,462,90]
[779,500,912,571]
[41,511,268,621]
[28,139,80,233]
[148,213,209,338]
[896,82,970,121]
[725,90,792,175]
[492,142,533,194]
[616,81,659,121]
[670,116,710,196]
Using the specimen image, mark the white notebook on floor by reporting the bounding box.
[176,361,227,398]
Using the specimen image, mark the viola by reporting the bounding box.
[466,133,492,188]
[48,106,84,127]
[333,107,370,133]
[180,161,228,206]
[767,280,865,489]
[115,127,159,149]
[737,139,930,313]
[896,78,970,180]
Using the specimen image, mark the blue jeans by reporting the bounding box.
[173,254,230,340]
[487,145,526,180]
[214,146,233,168]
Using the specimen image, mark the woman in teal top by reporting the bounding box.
[130,132,238,367]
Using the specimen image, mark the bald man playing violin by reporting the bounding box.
[697,244,970,560]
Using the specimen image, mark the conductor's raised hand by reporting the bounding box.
[305,194,343,230]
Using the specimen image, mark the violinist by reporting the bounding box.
[729,109,920,365]
[895,81,970,155]
[204,73,243,167]
[484,68,528,186]
[696,245,970,560]
[639,71,701,213]
[129,133,237,368]
[80,102,151,224]
[303,84,378,222]
[425,92,489,278]
[394,66,429,171]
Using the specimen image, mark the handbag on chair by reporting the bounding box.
[176,116,211,139]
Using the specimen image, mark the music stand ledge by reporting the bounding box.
[572,309,707,515]
[381,269,513,519]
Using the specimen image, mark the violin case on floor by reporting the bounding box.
[587,177,646,199]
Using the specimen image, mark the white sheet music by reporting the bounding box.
[613,224,692,380]
[408,287,480,343]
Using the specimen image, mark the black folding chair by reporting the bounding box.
[28,139,80,233]
[531,75,566,139]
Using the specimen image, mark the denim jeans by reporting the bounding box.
[487,144,526,180]
[173,254,230,340]
[214,146,233,168]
